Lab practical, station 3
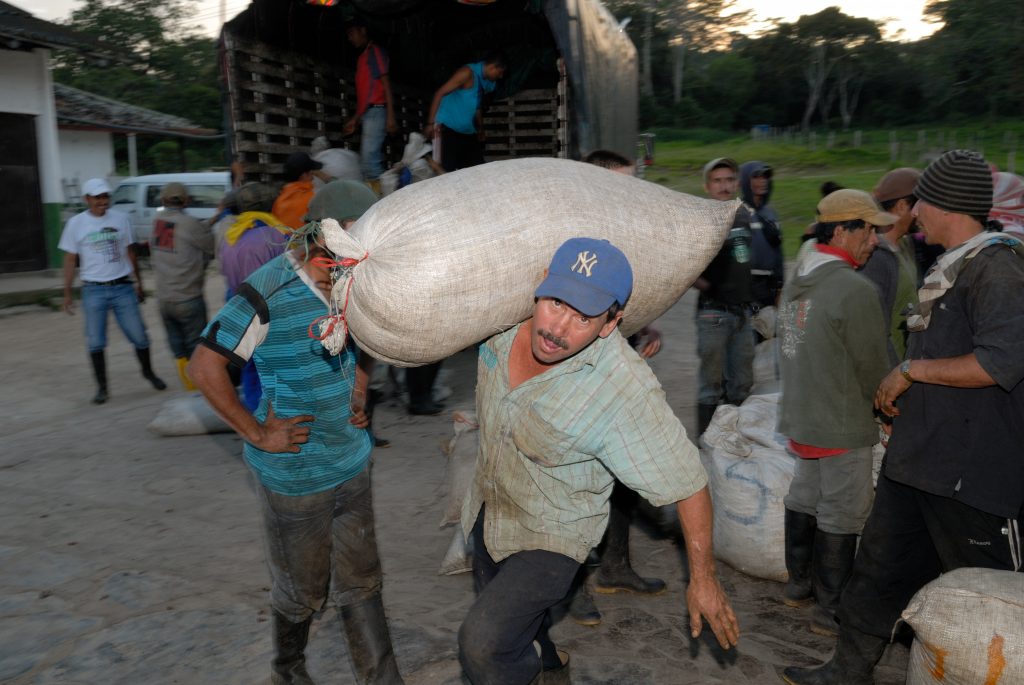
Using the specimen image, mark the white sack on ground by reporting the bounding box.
[903,568,1024,685]
[439,409,480,527]
[751,339,780,395]
[147,394,232,436]
[437,409,479,575]
[700,394,794,582]
[322,158,738,366]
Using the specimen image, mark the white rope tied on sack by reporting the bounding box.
[314,218,369,356]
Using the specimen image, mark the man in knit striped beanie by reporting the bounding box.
[782,148,1024,685]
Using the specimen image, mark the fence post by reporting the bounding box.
[854,130,862,148]
[809,131,817,151]
[889,131,898,162]
[827,131,835,149]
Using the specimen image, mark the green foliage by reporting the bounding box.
[53,0,223,172]
[645,119,1024,258]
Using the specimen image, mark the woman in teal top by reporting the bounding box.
[425,53,506,171]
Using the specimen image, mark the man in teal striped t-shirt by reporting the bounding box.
[189,180,405,685]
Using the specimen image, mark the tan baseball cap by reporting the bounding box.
[703,157,738,183]
[817,189,898,226]
[160,182,188,202]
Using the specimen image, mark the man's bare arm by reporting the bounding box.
[676,486,740,649]
[62,252,77,314]
[189,345,314,453]
[875,353,996,417]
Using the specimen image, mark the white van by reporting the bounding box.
[111,172,232,244]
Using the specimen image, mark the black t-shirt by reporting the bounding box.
[698,205,754,308]
[885,245,1024,518]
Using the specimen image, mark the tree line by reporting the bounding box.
[51,0,1022,175]
[606,0,1024,131]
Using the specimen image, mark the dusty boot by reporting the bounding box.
[175,357,196,391]
[781,625,887,685]
[89,350,109,404]
[271,611,315,685]
[567,581,601,626]
[593,488,665,596]
[809,531,858,637]
[783,509,817,607]
[135,347,167,391]
[339,594,405,684]
[697,403,718,435]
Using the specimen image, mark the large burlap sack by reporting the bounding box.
[321,158,738,365]
[147,394,232,436]
[751,339,780,395]
[903,568,1024,685]
[700,394,794,582]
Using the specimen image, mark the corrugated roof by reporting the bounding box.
[0,0,111,58]
[54,83,218,137]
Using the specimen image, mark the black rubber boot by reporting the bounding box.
[594,485,666,595]
[271,611,315,685]
[567,579,601,626]
[135,347,167,391]
[780,625,887,685]
[339,594,405,684]
[406,362,443,415]
[89,350,108,404]
[809,531,858,637]
[783,509,817,607]
[697,403,718,435]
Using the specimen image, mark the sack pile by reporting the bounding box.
[147,394,232,436]
[321,157,738,365]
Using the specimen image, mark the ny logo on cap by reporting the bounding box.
[571,251,598,277]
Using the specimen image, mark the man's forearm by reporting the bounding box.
[62,253,77,295]
[189,345,262,443]
[907,353,996,389]
[675,486,718,583]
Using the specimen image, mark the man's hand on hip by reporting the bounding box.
[253,403,314,453]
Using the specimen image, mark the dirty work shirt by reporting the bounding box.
[462,324,707,564]
[58,209,135,282]
[199,253,371,496]
[150,208,215,302]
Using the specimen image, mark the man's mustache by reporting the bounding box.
[538,329,569,350]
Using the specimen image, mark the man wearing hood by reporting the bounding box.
[776,190,893,638]
[739,161,785,309]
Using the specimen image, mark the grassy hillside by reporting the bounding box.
[643,122,1023,258]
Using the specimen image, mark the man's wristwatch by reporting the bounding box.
[900,360,914,383]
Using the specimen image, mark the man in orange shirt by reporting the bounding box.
[273,152,326,229]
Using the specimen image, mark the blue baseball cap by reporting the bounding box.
[535,237,633,317]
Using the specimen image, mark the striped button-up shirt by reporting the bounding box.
[462,324,707,563]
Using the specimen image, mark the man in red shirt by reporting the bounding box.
[344,19,397,182]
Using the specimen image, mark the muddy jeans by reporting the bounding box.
[696,307,754,406]
[257,465,383,623]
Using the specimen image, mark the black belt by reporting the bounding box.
[84,276,133,286]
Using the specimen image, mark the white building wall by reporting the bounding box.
[0,48,63,203]
[58,129,115,199]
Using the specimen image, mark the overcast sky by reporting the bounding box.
[23,0,940,42]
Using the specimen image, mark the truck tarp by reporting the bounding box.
[222,0,636,159]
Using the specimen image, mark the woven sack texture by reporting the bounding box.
[903,567,1024,685]
[322,157,738,366]
[699,393,793,582]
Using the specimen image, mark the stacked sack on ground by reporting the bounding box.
[437,409,479,575]
[902,568,1024,685]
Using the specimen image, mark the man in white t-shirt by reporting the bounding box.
[60,178,167,404]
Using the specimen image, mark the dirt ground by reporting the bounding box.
[0,273,910,684]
